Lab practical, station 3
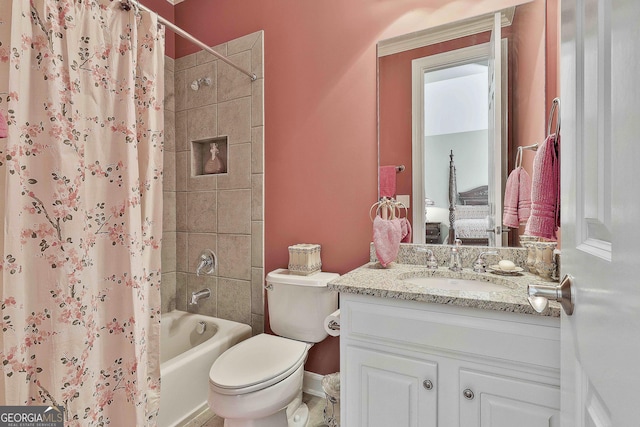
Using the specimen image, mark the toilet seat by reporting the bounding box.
[209,333,310,395]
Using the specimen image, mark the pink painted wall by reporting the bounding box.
[546,0,560,122]
[173,0,540,375]
[141,0,175,58]
[545,0,561,247]
[511,0,547,175]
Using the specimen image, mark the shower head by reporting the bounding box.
[190,77,212,91]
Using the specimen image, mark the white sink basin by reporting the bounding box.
[402,276,507,292]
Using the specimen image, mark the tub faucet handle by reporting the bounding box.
[196,249,217,276]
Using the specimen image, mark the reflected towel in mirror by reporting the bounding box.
[379,165,397,198]
[525,134,560,240]
[400,217,412,243]
[503,167,531,228]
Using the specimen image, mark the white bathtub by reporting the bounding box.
[158,310,252,427]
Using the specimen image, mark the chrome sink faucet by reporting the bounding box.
[472,251,498,273]
[449,239,463,271]
[416,246,438,270]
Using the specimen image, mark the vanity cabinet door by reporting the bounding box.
[458,369,560,427]
[344,345,437,427]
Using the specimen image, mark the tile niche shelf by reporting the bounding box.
[192,136,228,176]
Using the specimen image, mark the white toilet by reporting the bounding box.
[208,268,339,427]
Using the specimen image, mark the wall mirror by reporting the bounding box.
[378,0,556,247]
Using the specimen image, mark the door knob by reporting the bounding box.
[527,274,574,315]
[463,389,475,400]
[422,380,433,390]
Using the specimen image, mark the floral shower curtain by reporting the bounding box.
[0,1,164,425]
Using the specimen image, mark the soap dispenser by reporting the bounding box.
[449,238,462,272]
[204,142,226,174]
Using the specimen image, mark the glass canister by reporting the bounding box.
[534,241,557,281]
[519,235,539,273]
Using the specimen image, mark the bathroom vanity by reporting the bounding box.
[330,261,560,427]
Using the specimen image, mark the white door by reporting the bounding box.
[487,12,502,247]
[561,0,640,425]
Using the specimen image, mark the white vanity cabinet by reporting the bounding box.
[340,293,560,427]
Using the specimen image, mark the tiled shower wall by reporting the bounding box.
[161,31,265,336]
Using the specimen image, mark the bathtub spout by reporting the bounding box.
[190,288,211,305]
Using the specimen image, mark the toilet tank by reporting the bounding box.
[266,269,339,343]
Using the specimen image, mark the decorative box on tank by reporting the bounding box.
[288,244,322,276]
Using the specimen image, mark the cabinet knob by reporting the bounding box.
[462,389,475,400]
[422,380,433,390]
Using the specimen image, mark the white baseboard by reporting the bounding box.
[303,371,325,398]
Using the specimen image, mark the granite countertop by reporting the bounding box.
[328,262,561,317]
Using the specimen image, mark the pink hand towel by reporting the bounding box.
[503,168,521,228]
[373,216,402,267]
[525,134,560,240]
[379,166,397,198]
[503,167,531,228]
[517,167,532,222]
[400,217,412,243]
[0,110,7,138]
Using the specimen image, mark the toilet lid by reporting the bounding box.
[209,333,309,395]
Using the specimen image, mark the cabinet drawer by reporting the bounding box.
[344,296,560,370]
[425,223,440,235]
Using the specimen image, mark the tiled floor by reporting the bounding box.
[184,393,330,427]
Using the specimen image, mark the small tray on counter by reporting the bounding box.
[487,265,524,276]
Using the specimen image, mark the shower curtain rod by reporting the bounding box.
[130,1,258,82]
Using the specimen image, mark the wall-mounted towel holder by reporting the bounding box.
[370,197,407,221]
[515,144,539,168]
[547,97,561,137]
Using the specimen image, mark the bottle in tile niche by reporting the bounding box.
[204,142,226,174]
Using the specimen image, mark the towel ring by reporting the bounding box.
[547,97,561,137]
[396,202,408,219]
[370,199,407,221]
[386,200,407,220]
[369,202,380,222]
[384,200,396,220]
[370,199,393,221]
[515,147,523,169]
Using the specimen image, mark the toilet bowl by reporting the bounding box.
[208,269,339,427]
[208,334,309,426]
